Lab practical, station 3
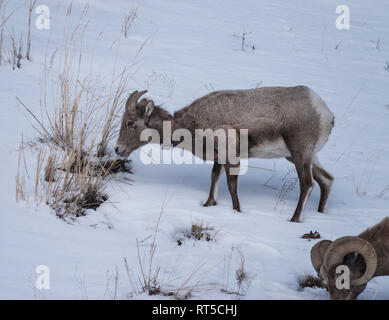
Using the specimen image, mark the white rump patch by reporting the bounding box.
[309,89,333,153]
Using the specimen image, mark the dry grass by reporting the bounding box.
[352,175,368,197]
[301,231,321,240]
[103,266,119,300]
[177,221,216,244]
[7,28,22,69]
[122,193,167,297]
[221,247,252,297]
[15,146,26,202]
[124,197,216,299]
[376,185,389,199]
[189,222,215,241]
[121,7,137,39]
[0,3,3,33]
[275,168,298,209]
[0,1,29,69]
[0,0,17,66]
[15,4,137,219]
[125,250,214,299]
[0,0,5,65]
[26,0,36,61]
[235,253,247,290]
[298,274,326,291]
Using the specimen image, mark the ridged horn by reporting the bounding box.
[324,236,377,285]
[310,240,333,274]
[125,90,148,111]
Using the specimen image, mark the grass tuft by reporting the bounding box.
[301,231,321,240]
[177,221,216,245]
[15,5,139,219]
[298,274,326,291]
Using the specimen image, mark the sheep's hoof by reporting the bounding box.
[318,207,326,213]
[203,199,217,207]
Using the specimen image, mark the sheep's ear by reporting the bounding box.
[144,101,155,118]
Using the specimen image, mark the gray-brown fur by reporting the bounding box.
[116,86,334,222]
[311,217,389,300]
[359,217,389,277]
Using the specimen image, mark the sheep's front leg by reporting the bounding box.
[203,163,222,207]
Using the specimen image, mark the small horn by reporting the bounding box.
[125,90,138,110]
[125,90,148,110]
[324,236,377,285]
[311,240,333,274]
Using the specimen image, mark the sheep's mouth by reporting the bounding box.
[114,146,131,158]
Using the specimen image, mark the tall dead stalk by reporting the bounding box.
[0,0,5,65]
[26,0,37,61]
[122,7,137,39]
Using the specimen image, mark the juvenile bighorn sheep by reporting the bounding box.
[115,86,334,222]
[311,217,389,299]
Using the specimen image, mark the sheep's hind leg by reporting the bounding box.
[285,151,314,223]
[224,162,241,212]
[312,157,334,213]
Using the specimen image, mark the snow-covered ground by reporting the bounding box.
[1,0,389,299]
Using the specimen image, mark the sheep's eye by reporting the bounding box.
[126,120,134,128]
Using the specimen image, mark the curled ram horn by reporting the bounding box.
[323,236,377,285]
[310,239,333,274]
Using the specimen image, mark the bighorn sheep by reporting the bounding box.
[311,217,389,299]
[115,86,334,222]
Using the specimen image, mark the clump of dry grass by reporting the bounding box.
[301,231,321,240]
[8,30,23,69]
[0,0,16,66]
[97,159,132,175]
[19,145,116,218]
[178,221,216,244]
[62,185,108,215]
[0,0,35,69]
[298,274,326,291]
[188,222,215,241]
[15,4,136,219]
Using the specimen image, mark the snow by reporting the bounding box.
[1,0,389,299]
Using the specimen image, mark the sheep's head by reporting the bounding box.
[310,236,377,300]
[115,90,155,157]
